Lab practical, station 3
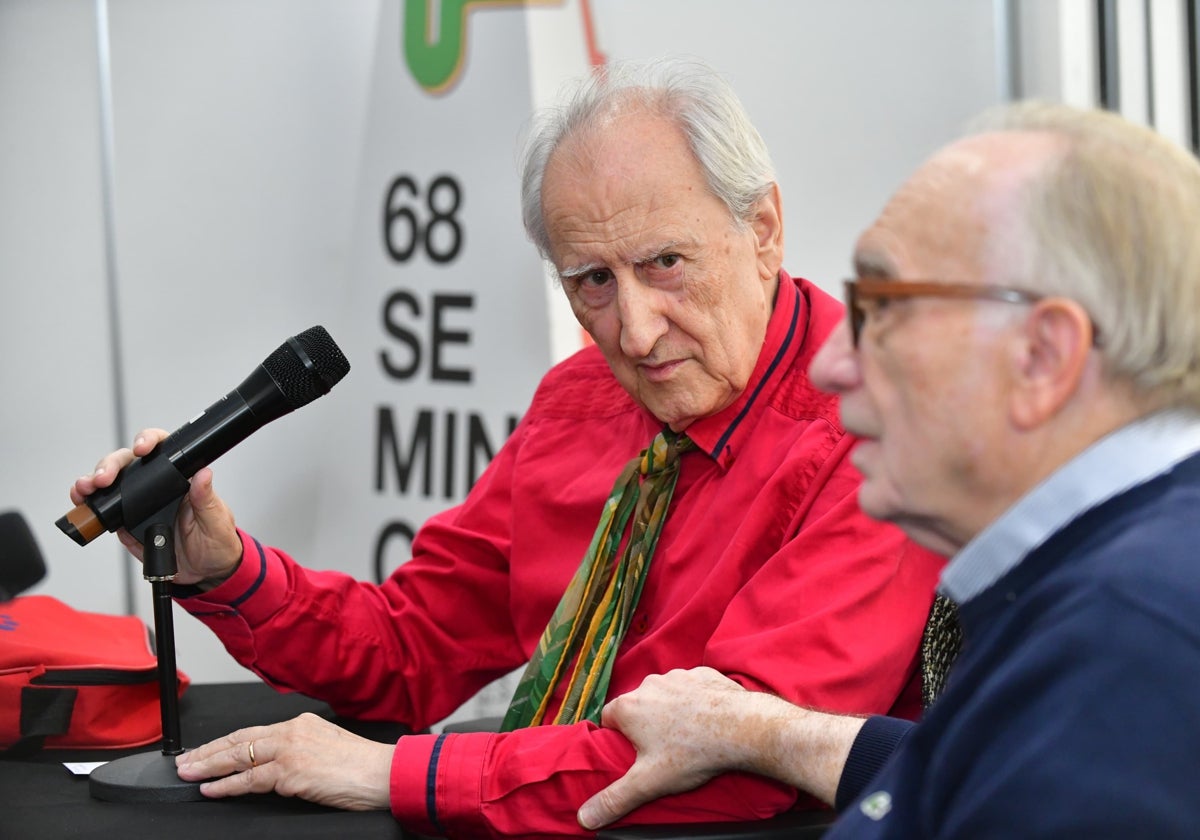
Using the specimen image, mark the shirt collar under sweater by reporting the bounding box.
[941,408,1200,605]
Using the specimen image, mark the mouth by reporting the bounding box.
[848,437,881,473]
[638,359,686,383]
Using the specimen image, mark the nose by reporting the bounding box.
[616,276,669,359]
[808,319,862,394]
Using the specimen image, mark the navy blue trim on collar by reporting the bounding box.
[709,287,802,458]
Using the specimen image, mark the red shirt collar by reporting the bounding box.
[640,270,809,470]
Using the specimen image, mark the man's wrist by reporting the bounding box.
[194,544,246,592]
[736,692,799,775]
[740,699,866,806]
[194,568,238,592]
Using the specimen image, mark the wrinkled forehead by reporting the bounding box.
[853,132,1061,282]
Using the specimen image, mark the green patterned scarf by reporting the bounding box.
[501,428,695,730]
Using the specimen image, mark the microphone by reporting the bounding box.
[1,511,47,601]
[56,325,350,547]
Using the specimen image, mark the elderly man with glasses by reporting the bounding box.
[578,101,1200,838]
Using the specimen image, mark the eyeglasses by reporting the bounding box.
[843,278,1045,347]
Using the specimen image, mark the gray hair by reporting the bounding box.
[971,101,1200,411]
[519,57,776,260]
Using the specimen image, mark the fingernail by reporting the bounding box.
[93,467,105,477]
[134,435,145,447]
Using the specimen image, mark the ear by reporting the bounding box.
[751,182,785,282]
[1008,299,1095,430]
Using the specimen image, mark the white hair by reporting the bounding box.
[519,57,776,259]
[970,101,1200,410]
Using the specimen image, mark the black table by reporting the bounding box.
[1,681,412,840]
[3,682,834,839]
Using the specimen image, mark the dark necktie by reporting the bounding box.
[920,593,963,710]
[501,428,694,730]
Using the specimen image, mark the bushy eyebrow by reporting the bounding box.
[558,262,604,282]
[557,241,687,282]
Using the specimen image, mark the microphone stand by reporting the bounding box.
[89,501,205,803]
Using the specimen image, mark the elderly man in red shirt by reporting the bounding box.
[71,58,941,838]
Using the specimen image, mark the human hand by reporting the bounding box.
[577,667,753,830]
[69,428,243,587]
[175,712,394,811]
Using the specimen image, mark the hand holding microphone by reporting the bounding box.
[71,431,243,586]
[60,326,350,586]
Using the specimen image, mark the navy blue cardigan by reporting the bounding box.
[829,452,1200,838]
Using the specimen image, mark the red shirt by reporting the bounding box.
[181,273,943,838]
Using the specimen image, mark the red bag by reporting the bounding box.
[0,595,189,751]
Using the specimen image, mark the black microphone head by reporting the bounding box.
[0,510,47,601]
[262,325,351,410]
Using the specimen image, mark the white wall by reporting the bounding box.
[3,1,1002,704]
[2,0,383,682]
[2,0,123,614]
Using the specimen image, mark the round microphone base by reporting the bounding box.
[89,750,206,803]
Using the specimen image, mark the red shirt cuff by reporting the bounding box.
[176,529,289,624]
[391,731,493,836]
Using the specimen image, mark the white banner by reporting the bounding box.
[313,2,554,591]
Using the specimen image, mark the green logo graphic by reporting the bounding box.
[404,0,550,95]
